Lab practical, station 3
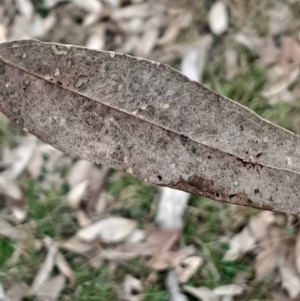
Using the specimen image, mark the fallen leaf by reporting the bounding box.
[146,245,196,270]
[31,241,58,293]
[67,180,88,209]
[126,229,145,243]
[223,226,255,261]
[36,274,66,301]
[2,135,37,180]
[213,284,244,297]
[0,218,18,239]
[254,227,285,280]
[66,159,93,187]
[6,283,30,301]
[3,40,300,213]
[60,236,94,254]
[175,256,203,283]
[166,271,188,301]
[76,210,92,227]
[86,25,106,51]
[123,274,143,301]
[118,229,181,256]
[279,264,300,298]
[295,230,300,276]
[248,211,275,241]
[225,49,238,80]
[77,216,137,243]
[72,0,103,14]
[183,286,217,301]
[0,282,5,300]
[55,252,76,286]
[27,143,44,179]
[97,249,137,261]
[0,177,22,201]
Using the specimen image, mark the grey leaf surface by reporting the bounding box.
[0,39,300,214]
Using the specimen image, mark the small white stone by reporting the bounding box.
[286,157,292,166]
[22,53,27,59]
[54,68,60,77]
[208,1,228,35]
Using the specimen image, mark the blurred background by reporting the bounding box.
[1,0,300,300]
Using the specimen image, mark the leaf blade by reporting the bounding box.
[0,39,300,213]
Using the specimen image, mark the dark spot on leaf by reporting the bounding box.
[0,62,5,74]
[180,135,188,146]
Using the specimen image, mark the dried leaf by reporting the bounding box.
[126,229,145,243]
[166,271,188,301]
[146,245,196,270]
[123,275,143,301]
[175,256,203,283]
[60,236,94,254]
[36,274,66,301]
[67,180,88,209]
[31,242,58,293]
[72,0,103,14]
[27,144,44,179]
[2,135,37,180]
[76,210,92,227]
[222,226,255,261]
[118,229,181,256]
[0,218,18,239]
[3,39,300,213]
[183,286,217,301]
[66,159,93,187]
[77,216,137,243]
[295,230,300,275]
[279,265,300,298]
[213,284,244,297]
[86,25,106,51]
[6,283,30,301]
[55,252,76,286]
[254,227,285,280]
[0,282,6,300]
[0,177,23,200]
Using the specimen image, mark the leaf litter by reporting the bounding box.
[1,0,300,300]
